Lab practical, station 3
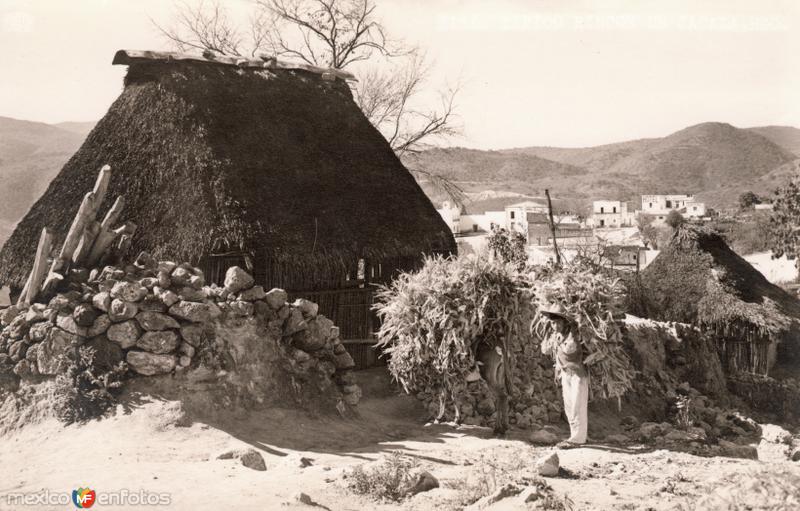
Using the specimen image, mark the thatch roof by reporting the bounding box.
[0,50,455,288]
[638,225,800,342]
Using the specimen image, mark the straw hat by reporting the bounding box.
[539,303,571,321]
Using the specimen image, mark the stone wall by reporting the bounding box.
[0,254,360,410]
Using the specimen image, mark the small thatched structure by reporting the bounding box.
[0,50,455,339]
[636,225,800,375]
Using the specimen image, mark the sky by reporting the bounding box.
[0,0,798,149]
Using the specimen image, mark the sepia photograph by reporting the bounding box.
[0,1,798,509]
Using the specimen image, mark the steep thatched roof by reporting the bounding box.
[638,225,800,341]
[0,50,455,288]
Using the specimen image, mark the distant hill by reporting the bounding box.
[53,121,96,137]
[746,126,800,157]
[0,116,88,246]
[411,122,799,211]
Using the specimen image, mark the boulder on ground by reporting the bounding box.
[283,308,307,336]
[180,324,209,347]
[138,294,167,313]
[126,351,177,375]
[408,470,439,495]
[107,320,142,349]
[333,350,355,370]
[136,311,180,331]
[536,452,560,477]
[719,439,758,460]
[137,330,180,354]
[1,305,20,326]
[216,447,266,471]
[178,287,206,302]
[293,298,319,318]
[224,266,255,294]
[170,267,192,287]
[72,304,98,327]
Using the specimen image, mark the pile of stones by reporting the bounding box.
[0,253,360,407]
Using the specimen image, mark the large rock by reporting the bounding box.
[24,305,47,324]
[110,281,148,303]
[126,351,176,375]
[37,327,78,375]
[136,311,180,331]
[56,314,88,337]
[333,350,355,370]
[137,331,180,354]
[228,301,255,317]
[170,267,193,287]
[178,287,207,303]
[217,447,266,471]
[536,452,560,477]
[238,285,266,302]
[92,292,112,312]
[72,304,98,327]
[408,471,439,495]
[83,335,124,371]
[293,298,319,318]
[169,301,221,323]
[6,315,29,340]
[224,266,255,294]
[283,308,307,336]
[1,305,20,326]
[107,320,142,349]
[159,290,180,307]
[138,294,167,313]
[180,324,209,347]
[109,299,138,322]
[29,321,52,342]
[88,314,112,337]
[265,288,287,310]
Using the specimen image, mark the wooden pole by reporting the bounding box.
[72,220,101,266]
[545,189,561,267]
[86,196,125,267]
[18,228,53,306]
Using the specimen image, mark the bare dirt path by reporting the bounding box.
[1,368,797,510]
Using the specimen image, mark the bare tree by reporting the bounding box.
[154,0,461,158]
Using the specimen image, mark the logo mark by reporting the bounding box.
[72,488,96,509]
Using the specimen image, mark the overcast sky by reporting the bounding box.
[1,0,798,149]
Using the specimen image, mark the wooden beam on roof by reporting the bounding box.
[112,49,357,82]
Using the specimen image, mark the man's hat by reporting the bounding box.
[539,303,571,321]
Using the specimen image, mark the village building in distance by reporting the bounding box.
[436,193,709,270]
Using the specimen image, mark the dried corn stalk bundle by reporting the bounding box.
[530,263,635,405]
[374,255,537,419]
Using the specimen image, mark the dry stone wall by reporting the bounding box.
[0,253,360,410]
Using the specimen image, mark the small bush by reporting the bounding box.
[347,452,418,502]
[53,347,127,424]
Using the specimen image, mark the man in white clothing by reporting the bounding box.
[540,304,589,448]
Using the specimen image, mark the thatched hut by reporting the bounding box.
[636,225,800,376]
[0,50,455,340]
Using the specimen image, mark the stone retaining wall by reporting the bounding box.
[0,253,360,410]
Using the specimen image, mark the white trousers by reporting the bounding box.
[561,371,589,443]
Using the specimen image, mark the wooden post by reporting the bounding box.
[18,228,53,305]
[72,221,101,266]
[86,196,125,267]
[545,189,561,267]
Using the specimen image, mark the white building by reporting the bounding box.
[505,200,549,235]
[588,200,635,228]
[640,194,706,224]
[436,201,506,236]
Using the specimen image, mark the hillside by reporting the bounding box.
[0,117,88,245]
[412,122,798,210]
[747,126,800,156]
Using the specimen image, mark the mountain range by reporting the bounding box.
[0,116,799,248]
[406,122,800,213]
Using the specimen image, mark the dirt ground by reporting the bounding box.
[1,368,798,511]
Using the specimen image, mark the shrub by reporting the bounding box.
[53,347,127,424]
[487,226,527,270]
[347,452,418,502]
